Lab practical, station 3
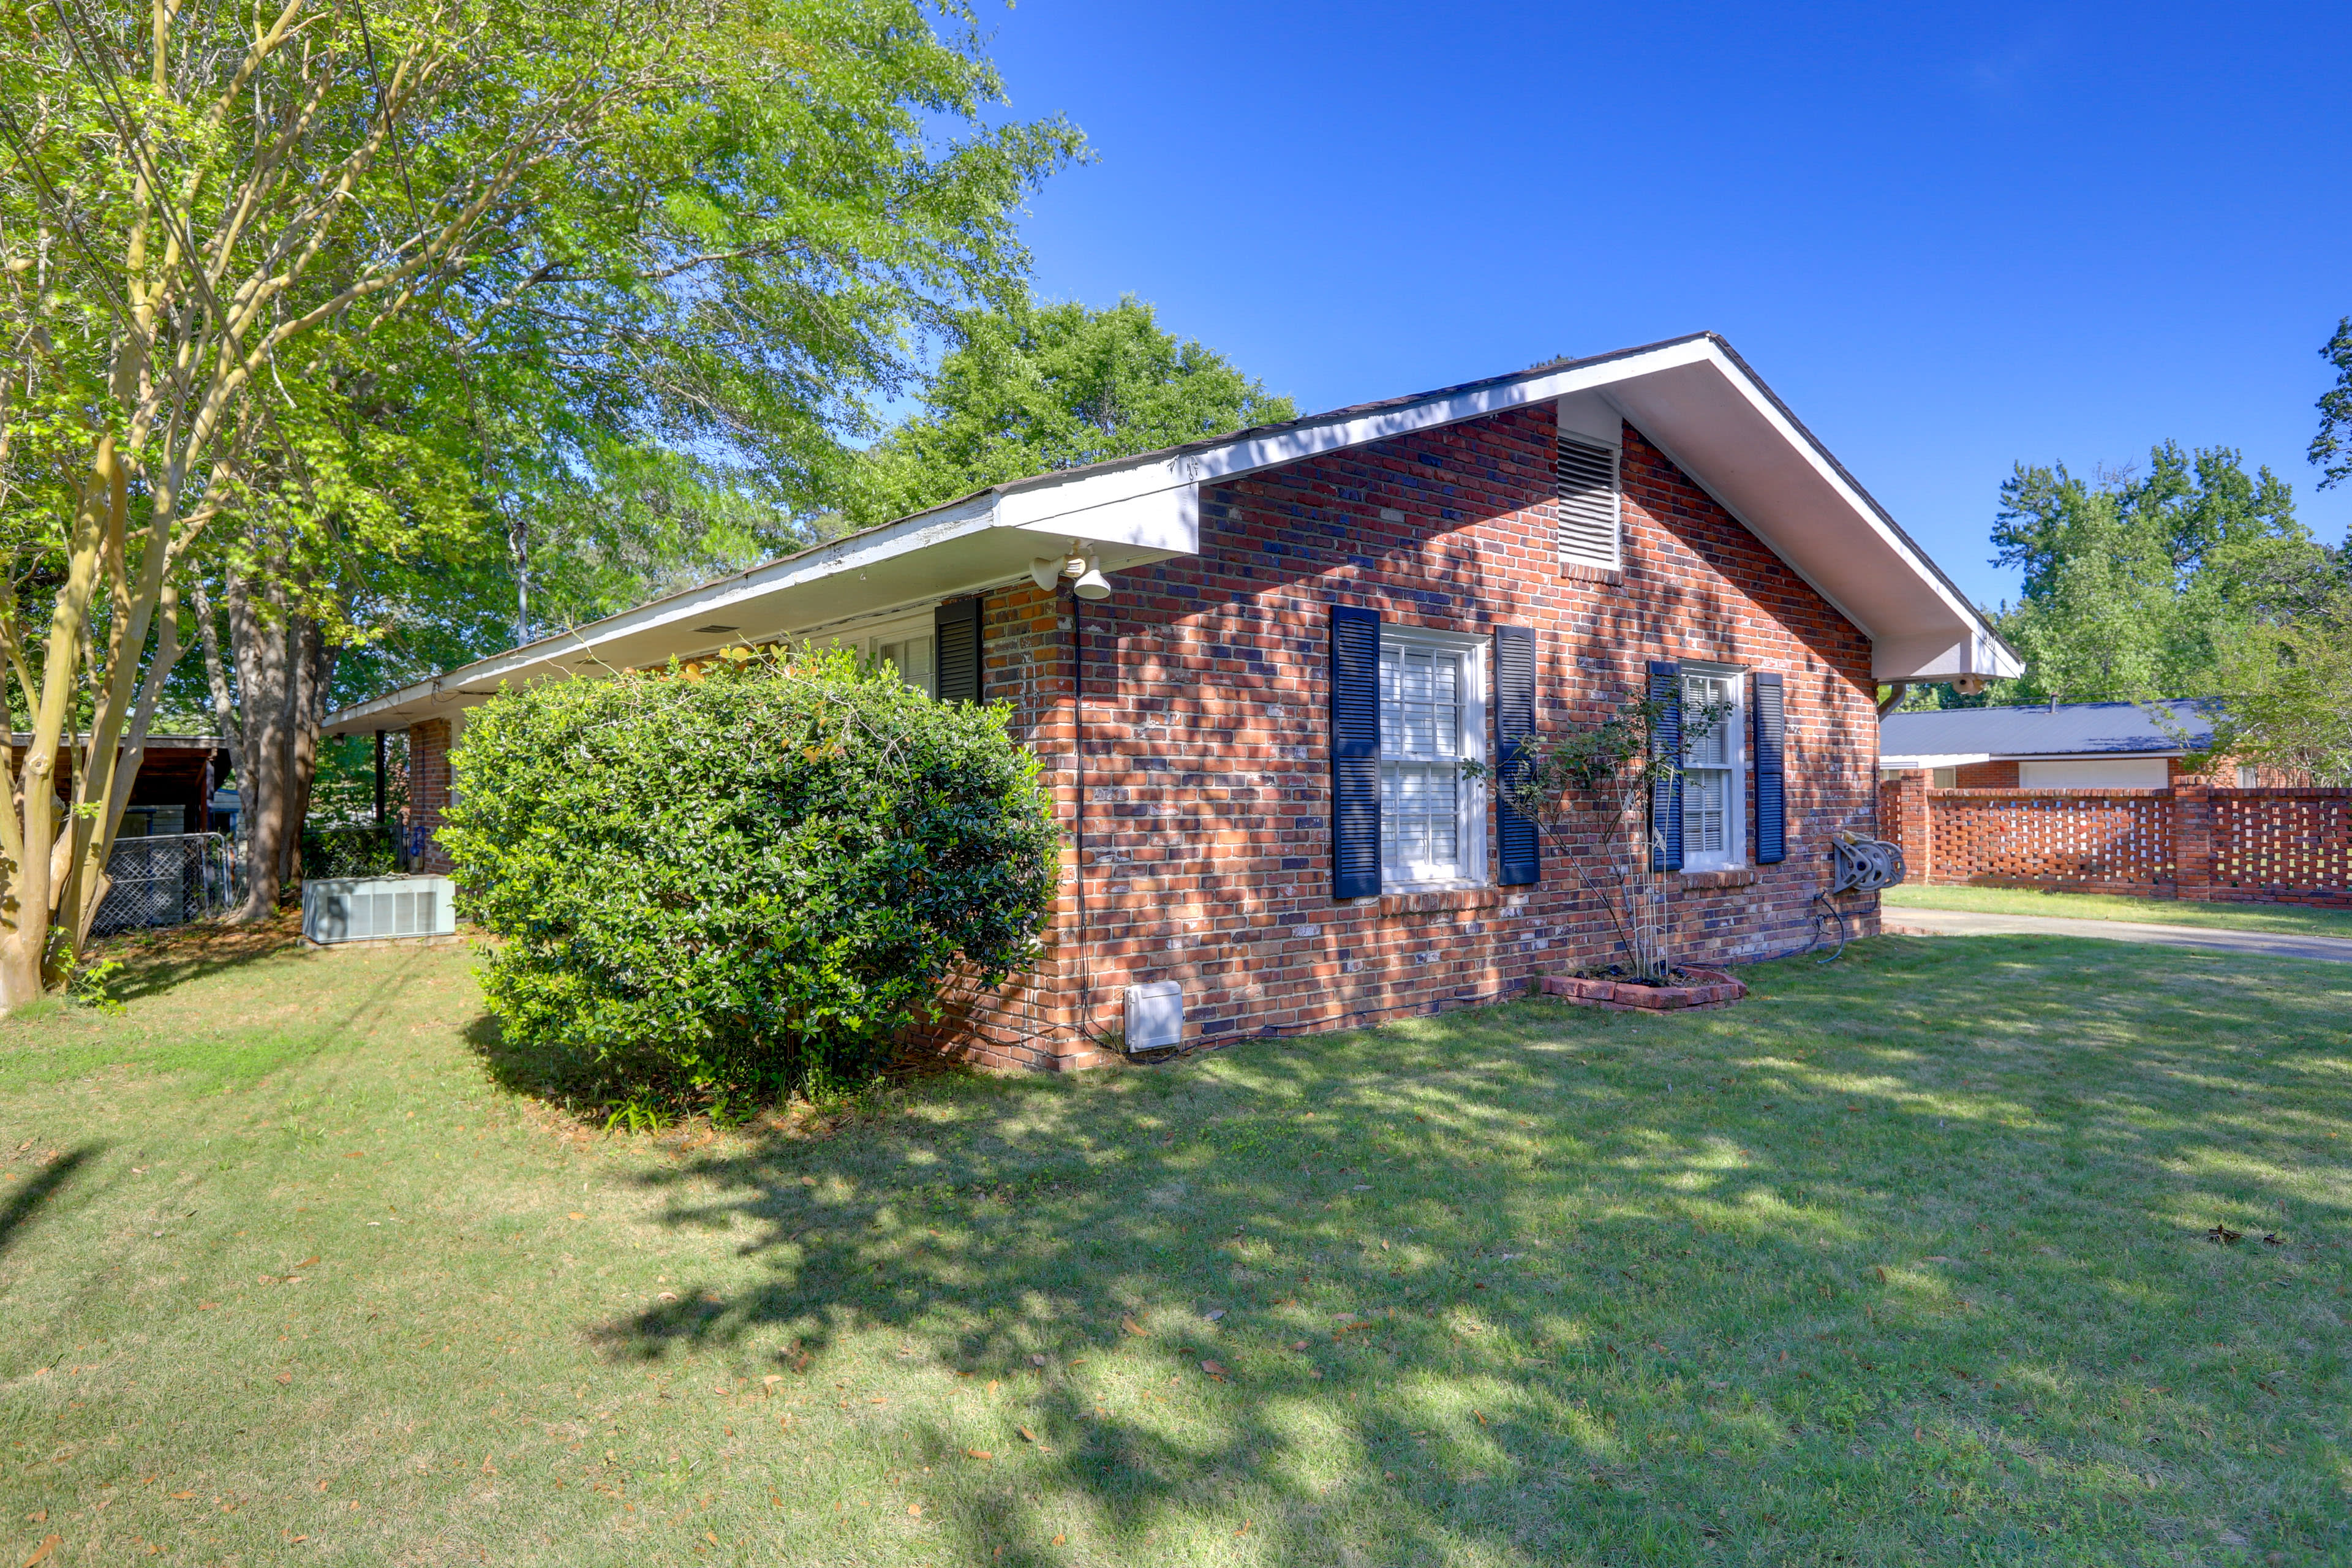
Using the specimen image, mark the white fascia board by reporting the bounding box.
[326,494,1004,731]
[1879,753,1995,770]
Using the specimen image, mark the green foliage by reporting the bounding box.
[301,824,399,880]
[64,957,125,1014]
[2162,613,2352,785]
[840,293,1295,528]
[2313,316,2352,491]
[443,648,1058,1109]
[1988,443,2335,702]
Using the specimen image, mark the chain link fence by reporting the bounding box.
[92,832,239,936]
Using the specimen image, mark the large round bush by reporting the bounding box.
[443,646,1058,1109]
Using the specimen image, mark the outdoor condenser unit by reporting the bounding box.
[301,874,458,944]
[1123,979,1184,1053]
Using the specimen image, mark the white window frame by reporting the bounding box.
[1679,663,1746,873]
[1377,624,1488,890]
[799,605,939,697]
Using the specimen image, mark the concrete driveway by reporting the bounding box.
[1881,907,2352,964]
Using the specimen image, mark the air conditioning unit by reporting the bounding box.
[301,875,458,944]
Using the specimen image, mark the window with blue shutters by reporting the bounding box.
[1330,608,1491,898]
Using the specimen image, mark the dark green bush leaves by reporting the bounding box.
[443,646,1057,1110]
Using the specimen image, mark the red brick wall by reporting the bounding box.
[1953,760,2018,789]
[944,407,1881,1065]
[406,718,452,874]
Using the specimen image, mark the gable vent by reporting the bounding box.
[1556,431,1622,572]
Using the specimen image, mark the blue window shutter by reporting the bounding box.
[1494,625,1538,886]
[1330,605,1381,899]
[1753,670,1787,864]
[935,597,982,702]
[1647,660,1683,872]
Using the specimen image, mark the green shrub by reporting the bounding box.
[442,646,1058,1111]
[301,823,399,879]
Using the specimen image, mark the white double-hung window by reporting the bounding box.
[874,633,936,697]
[1378,627,1487,887]
[1681,666,1746,871]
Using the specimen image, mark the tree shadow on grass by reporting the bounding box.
[576,935,2352,1564]
[0,1145,103,1261]
[96,911,307,1002]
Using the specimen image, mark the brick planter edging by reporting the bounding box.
[1538,967,1748,1012]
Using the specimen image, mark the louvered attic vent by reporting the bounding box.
[1556,431,1622,571]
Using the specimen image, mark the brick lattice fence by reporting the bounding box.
[1879,774,2352,910]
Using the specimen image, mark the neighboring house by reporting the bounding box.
[1880,700,2285,789]
[9,734,229,837]
[323,333,2016,1068]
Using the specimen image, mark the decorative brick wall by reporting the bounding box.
[1874,778,2352,910]
[1918,788,2176,894]
[936,407,1883,1067]
[2207,788,2352,908]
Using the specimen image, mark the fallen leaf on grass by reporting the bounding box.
[1200,1361,1228,1381]
[1289,1341,1309,1352]
[1050,1535,1065,1546]
[2263,1233,2288,1246]
[275,1373,292,1385]
[168,1491,194,1501]
[907,1503,922,1518]
[965,1449,992,1461]
[1017,1427,1038,1444]
[1121,1317,1146,1336]
[2209,1226,2244,1246]
[567,1212,586,1221]
[22,1533,60,1567]
[1203,1308,1226,1322]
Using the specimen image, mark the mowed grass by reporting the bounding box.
[3,926,2351,1566]
[1885,881,2352,942]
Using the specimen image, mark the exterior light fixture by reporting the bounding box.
[1029,557,1061,592]
[1072,565,1112,600]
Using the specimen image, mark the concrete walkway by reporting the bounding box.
[1881,907,2352,965]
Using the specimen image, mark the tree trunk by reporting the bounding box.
[279,617,335,893]
[191,577,246,867]
[227,564,293,921]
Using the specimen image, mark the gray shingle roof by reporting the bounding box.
[1880,699,2218,760]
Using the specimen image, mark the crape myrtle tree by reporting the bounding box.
[0,0,1080,979]
[443,646,1058,1115]
[1466,690,1725,985]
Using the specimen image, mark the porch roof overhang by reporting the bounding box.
[326,331,2016,736]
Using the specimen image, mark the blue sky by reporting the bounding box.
[978,1,2352,609]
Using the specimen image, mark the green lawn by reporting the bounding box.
[1885,881,2352,941]
[4,925,2351,1566]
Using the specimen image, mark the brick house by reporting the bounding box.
[325,333,2017,1069]
[1881,699,2303,789]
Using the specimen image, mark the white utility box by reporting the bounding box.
[301,875,458,944]
[1123,979,1185,1052]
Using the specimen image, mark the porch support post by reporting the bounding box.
[374,729,387,826]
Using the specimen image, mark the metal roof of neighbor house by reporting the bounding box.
[1880,699,2218,764]
[325,332,2021,736]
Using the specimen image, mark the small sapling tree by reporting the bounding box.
[1468,690,1726,984]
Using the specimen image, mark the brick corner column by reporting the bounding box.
[407,718,453,874]
[1882,769,1932,884]
[2173,781,2213,903]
